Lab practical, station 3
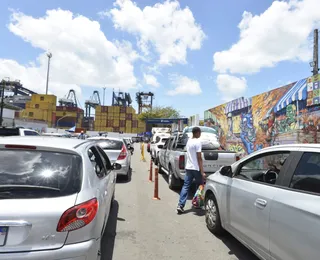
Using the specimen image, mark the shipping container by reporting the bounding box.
[120,113,126,119]
[125,127,132,133]
[113,106,120,113]
[126,121,132,128]
[119,127,125,133]
[113,127,120,132]
[132,120,138,128]
[126,113,133,120]
[113,119,120,127]
[106,119,114,127]
[120,106,126,113]
[120,120,126,128]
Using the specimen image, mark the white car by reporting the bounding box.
[150,135,169,165]
[0,127,39,136]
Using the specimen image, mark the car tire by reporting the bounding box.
[205,193,225,236]
[123,168,130,181]
[168,166,180,190]
[158,161,163,174]
[111,191,115,209]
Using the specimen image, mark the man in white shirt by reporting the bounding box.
[177,127,206,214]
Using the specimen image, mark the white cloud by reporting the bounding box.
[0,9,138,98]
[107,0,206,66]
[216,74,247,101]
[143,73,160,87]
[168,74,201,96]
[213,0,320,74]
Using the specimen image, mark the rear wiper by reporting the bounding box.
[0,185,60,192]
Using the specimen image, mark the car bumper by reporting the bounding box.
[115,163,129,176]
[0,239,100,260]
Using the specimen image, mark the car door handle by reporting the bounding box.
[254,198,267,208]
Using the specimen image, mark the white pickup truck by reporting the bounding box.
[158,126,238,190]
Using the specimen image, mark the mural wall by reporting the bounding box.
[204,74,320,157]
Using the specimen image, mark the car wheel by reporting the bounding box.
[158,162,163,174]
[155,156,159,166]
[123,168,130,181]
[168,166,180,190]
[205,193,224,236]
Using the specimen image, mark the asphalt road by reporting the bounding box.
[101,144,259,260]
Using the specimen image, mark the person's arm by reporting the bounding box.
[196,141,205,179]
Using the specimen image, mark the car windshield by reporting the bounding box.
[0,150,82,198]
[98,139,123,150]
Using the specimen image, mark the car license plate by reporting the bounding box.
[0,227,8,246]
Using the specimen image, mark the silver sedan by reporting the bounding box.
[0,137,120,260]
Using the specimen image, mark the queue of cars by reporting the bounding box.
[0,129,135,260]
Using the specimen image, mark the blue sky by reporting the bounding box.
[0,0,318,118]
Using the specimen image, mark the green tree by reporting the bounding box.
[138,106,180,121]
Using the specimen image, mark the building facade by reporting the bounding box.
[204,73,320,157]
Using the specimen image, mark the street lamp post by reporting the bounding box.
[0,79,6,126]
[56,114,72,129]
[45,52,53,95]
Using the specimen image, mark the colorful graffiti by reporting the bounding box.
[205,74,320,156]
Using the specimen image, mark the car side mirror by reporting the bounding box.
[112,163,122,170]
[158,145,164,149]
[220,166,232,177]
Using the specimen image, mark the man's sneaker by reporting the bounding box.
[176,205,184,214]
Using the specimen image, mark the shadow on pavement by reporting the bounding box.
[101,200,120,260]
[116,168,132,184]
[219,233,259,260]
[183,207,205,217]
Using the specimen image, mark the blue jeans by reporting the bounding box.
[178,169,203,208]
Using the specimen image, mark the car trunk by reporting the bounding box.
[97,139,124,163]
[0,194,77,252]
[103,149,122,163]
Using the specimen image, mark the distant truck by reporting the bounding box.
[0,127,40,136]
[158,126,238,190]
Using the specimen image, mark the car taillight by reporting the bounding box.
[57,198,98,232]
[179,155,185,170]
[236,155,240,161]
[117,144,127,160]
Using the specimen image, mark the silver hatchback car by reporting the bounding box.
[0,137,120,260]
[88,137,132,180]
[204,144,320,260]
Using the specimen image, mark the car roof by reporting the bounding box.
[0,136,92,150]
[88,136,123,142]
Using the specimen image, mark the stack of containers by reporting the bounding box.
[94,105,146,133]
[21,94,57,127]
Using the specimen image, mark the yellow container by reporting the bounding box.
[125,127,132,133]
[113,106,120,114]
[113,119,120,127]
[120,127,125,133]
[126,121,132,128]
[119,113,126,119]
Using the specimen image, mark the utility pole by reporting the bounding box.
[312,29,319,76]
[45,52,53,95]
[0,79,5,126]
[103,87,106,106]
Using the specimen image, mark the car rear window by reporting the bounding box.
[98,139,123,150]
[0,129,19,136]
[0,150,82,199]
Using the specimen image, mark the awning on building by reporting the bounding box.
[224,97,252,114]
[274,78,307,112]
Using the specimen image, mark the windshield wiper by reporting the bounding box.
[0,185,60,192]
